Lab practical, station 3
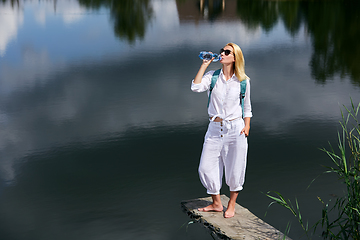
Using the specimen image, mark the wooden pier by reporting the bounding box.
[181,195,291,240]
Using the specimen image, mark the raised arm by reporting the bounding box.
[193,58,213,84]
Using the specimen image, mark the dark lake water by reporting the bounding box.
[0,0,360,239]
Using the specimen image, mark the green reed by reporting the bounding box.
[266,100,360,239]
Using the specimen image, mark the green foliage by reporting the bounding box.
[265,191,310,239]
[316,100,360,239]
[266,100,360,239]
[179,220,195,232]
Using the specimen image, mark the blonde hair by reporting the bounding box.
[226,42,248,81]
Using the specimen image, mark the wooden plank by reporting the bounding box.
[181,195,291,240]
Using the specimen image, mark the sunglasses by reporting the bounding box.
[220,48,232,56]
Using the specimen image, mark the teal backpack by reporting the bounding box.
[207,69,247,118]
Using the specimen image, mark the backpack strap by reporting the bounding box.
[207,69,221,108]
[240,79,247,118]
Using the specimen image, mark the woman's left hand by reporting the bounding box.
[240,126,250,137]
[241,117,251,137]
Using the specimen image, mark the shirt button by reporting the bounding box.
[221,135,223,137]
[221,129,223,131]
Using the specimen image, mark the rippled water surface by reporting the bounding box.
[0,0,360,239]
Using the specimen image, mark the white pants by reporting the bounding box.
[198,118,248,195]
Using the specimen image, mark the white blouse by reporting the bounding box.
[191,69,252,120]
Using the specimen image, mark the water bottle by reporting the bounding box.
[199,51,221,62]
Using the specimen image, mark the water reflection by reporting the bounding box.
[0,0,19,8]
[2,0,359,85]
[305,1,360,84]
[177,0,241,23]
[236,0,360,84]
[0,0,359,187]
[0,0,22,57]
[198,0,225,21]
[237,0,279,32]
[0,0,360,239]
[177,0,360,84]
[78,0,153,43]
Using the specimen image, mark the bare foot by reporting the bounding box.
[198,203,223,212]
[224,203,235,218]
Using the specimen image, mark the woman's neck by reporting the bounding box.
[222,64,234,81]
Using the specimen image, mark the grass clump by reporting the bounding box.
[266,100,360,239]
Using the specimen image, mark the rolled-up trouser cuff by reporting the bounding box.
[206,190,220,195]
[230,186,243,192]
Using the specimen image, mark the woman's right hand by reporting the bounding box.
[202,56,214,64]
[202,53,215,67]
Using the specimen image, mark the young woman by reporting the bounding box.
[191,43,252,218]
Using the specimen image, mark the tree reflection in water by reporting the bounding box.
[1,0,19,8]
[198,0,225,22]
[2,0,359,85]
[305,1,360,84]
[236,0,279,32]
[236,0,360,85]
[78,0,153,43]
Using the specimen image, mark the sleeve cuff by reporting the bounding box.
[191,80,203,92]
